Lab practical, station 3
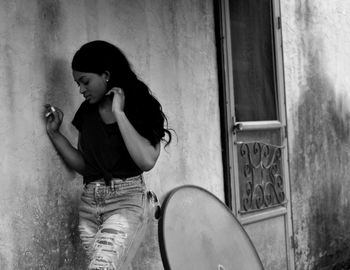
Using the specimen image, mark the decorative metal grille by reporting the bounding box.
[237,141,286,213]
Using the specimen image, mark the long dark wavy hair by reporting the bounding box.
[71,40,172,147]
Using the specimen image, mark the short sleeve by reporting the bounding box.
[72,101,88,132]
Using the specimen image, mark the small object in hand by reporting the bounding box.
[45,105,56,118]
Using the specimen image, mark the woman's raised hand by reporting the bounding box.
[106,87,125,114]
[44,104,64,134]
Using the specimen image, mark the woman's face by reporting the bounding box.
[73,70,109,104]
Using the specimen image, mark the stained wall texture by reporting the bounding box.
[281,0,350,269]
[0,0,223,269]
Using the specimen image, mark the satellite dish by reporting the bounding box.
[158,185,264,270]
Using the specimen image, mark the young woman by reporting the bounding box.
[45,40,171,269]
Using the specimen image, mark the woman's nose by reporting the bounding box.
[79,85,86,94]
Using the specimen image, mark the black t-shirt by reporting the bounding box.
[72,101,142,184]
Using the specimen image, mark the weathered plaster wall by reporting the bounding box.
[0,0,223,269]
[282,1,350,269]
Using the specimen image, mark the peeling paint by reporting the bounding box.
[9,191,86,269]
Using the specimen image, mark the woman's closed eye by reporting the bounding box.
[76,80,89,87]
[83,79,90,84]
[81,79,89,86]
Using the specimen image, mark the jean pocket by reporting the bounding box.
[79,191,95,210]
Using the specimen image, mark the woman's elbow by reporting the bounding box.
[71,160,86,175]
[136,143,160,171]
[139,157,158,171]
[139,150,160,171]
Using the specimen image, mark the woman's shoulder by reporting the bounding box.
[72,101,95,130]
[78,100,93,110]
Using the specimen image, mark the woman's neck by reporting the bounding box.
[98,96,112,110]
[98,97,116,124]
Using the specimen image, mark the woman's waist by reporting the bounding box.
[82,167,143,184]
[84,174,144,190]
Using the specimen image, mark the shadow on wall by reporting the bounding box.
[43,58,76,111]
[37,0,76,111]
[292,9,350,269]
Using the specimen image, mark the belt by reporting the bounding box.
[85,175,143,189]
[88,175,142,184]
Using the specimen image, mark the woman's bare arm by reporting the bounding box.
[47,130,86,174]
[114,111,160,171]
[107,88,160,171]
[45,106,86,174]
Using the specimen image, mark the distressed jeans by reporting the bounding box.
[78,175,150,270]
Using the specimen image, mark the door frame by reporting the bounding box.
[214,0,295,268]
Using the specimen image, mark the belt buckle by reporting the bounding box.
[94,183,105,196]
[94,183,101,191]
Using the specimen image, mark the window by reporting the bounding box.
[229,0,278,122]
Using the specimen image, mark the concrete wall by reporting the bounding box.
[282,1,350,269]
[0,0,223,269]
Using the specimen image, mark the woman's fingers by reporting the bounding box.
[114,87,124,95]
[106,87,123,96]
[105,89,116,96]
[55,107,64,122]
[44,105,63,123]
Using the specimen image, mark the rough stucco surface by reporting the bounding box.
[282,1,350,269]
[0,0,223,269]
